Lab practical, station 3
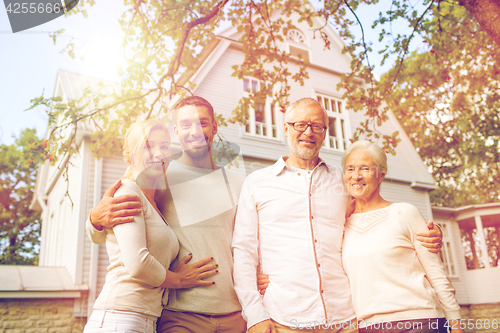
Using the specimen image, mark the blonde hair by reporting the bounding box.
[341,140,388,175]
[122,119,170,180]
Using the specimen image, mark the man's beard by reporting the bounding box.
[287,135,320,159]
[184,142,211,159]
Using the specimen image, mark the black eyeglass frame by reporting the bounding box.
[286,122,327,134]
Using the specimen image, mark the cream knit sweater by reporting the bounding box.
[342,202,461,327]
[93,180,179,317]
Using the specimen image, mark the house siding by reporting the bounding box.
[39,151,82,284]
[95,155,128,296]
[82,150,96,286]
[448,221,469,303]
[444,219,471,304]
[379,181,433,221]
[464,267,500,304]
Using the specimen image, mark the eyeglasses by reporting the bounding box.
[287,122,327,134]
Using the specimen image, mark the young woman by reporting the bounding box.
[341,140,463,333]
[84,119,218,333]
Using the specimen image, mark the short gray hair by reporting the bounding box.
[284,97,328,124]
[341,140,388,175]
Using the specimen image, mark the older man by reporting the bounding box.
[231,97,441,333]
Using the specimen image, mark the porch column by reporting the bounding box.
[474,215,490,269]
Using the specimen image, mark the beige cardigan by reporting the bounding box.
[342,202,461,327]
[93,180,179,317]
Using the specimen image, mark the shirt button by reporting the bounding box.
[298,173,301,176]
[321,290,324,293]
[311,216,314,219]
[314,239,317,243]
[318,263,321,267]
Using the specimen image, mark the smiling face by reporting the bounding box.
[344,149,385,201]
[284,102,327,162]
[174,105,217,164]
[132,128,171,180]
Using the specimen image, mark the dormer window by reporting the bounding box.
[287,29,310,62]
[288,29,305,43]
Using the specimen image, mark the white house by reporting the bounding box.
[3,3,497,331]
[432,203,500,324]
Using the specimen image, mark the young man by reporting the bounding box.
[87,96,246,333]
[231,98,442,333]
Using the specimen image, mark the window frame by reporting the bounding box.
[437,222,459,277]
[286,29,311,63]
[316,93,350,151]
[241,78,281,141]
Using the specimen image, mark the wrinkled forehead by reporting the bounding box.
[290,103,327,124]
[345,149,377,166]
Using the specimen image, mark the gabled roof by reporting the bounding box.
[174,7,436,188]
[218,1,348,59]
[179,3,353,91]
[52,70,165,133]
[30,69,164,209]
[55,69,121,102]
[385,107,436,187]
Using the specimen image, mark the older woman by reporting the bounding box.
[84,119,217,333]
[341,140,463,333]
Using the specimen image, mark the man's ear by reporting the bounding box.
[212,119,218,136]
[173,124,178,137]
[284,123,289,138]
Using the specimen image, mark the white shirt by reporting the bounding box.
[232,157,355,329]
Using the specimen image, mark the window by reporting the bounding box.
[287,29,310,62]
[459,215,500,269]
[317,93,349,151]
[484,224,500,267]
[288,29,305,43]
[459,218,486,270]
[437,223,458,277]
[242,78,279,139]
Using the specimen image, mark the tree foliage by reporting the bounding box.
[385,2,500,207]
[25,0,500,207]
[0,129,42,265]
